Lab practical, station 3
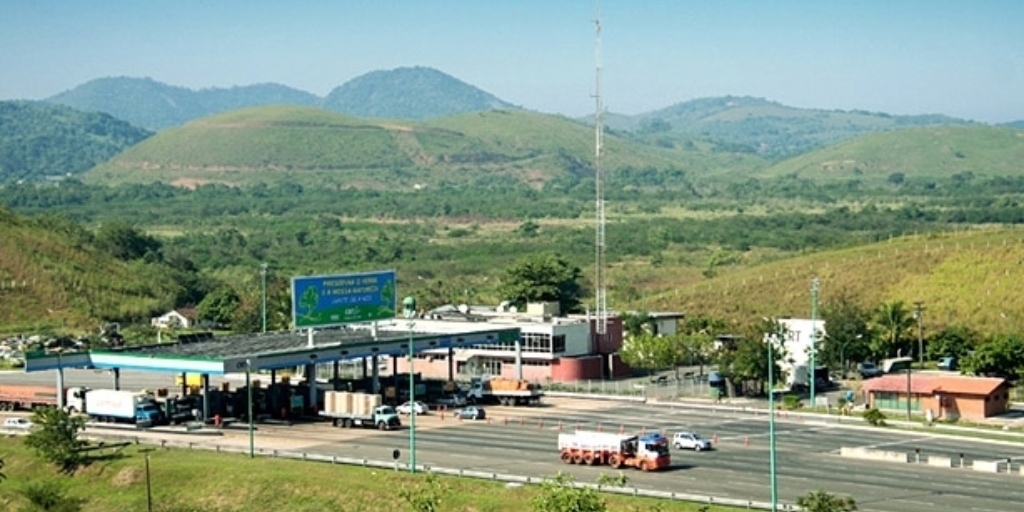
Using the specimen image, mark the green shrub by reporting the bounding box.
[863,408,887,426]
[782,394,803,410]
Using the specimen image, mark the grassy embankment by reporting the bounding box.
[0,437,746,512]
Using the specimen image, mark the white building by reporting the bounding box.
[776,318,826,388]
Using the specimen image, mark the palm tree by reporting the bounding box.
[872,300,915,359]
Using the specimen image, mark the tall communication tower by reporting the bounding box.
[593,12,607,335]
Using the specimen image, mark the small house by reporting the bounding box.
[151,308,201,329]
[861,374,1011,421]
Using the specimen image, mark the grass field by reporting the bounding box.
[0,437,748,512]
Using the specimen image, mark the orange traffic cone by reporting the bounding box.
[558,420,563,431]
[713,432,719,444]
[597,423,602,432]
[538,419,544,428]
[744,436,749,447]
[619,425,625,435]
[641,426,647,435]
[504,416,508,426]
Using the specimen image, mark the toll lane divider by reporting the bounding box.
[839,446,1024,475]
[126,436,796,511]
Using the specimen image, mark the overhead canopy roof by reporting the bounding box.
[25,320,521,376]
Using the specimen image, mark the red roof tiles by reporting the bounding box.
[861,374,1007,396]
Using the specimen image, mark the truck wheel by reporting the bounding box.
[639,460,650,472]
[583,452,596,465]
[561,451,573,464]
[377,421,387,431]
[334,419,343,428]
[343,418,353,428]
[572,452,584,464]
[609,454,624,469]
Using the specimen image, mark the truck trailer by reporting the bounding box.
[73,389,165,427]
[466,376,542,406]
[557,431,671,472]
[320,391,401,430]
[0,384,63,411]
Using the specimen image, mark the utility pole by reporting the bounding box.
[765,331,779,512]
[810,278,819,410]
[260,263,268,333]
[914,301,924,367]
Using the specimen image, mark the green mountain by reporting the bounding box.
[0,101,152,183]
[86,105,766,188]
[758,125,1024,184]
[46,77,321,131]
[605,95,975,160]
[45,68,519,131]
[321,66,517,120]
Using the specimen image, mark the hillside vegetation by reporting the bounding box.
[86,106,760,189]
[0,207,183,332]
[0,101,151,183]
[759,126,1024,184]
[645,227,1024,337]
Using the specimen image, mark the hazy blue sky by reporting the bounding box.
[2,1,1022,123]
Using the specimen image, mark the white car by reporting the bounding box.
[673,431,712,451]
[396,401,428,415]
[3,417,34,430]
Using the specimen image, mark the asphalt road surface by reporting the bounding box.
[3,370,1023,511]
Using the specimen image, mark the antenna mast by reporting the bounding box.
[593,11,607,335]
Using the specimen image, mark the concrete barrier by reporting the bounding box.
[974,460,1001,473]
[926,455,952,468]
[839,446,908,463]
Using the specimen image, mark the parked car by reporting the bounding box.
[396,401,428,415]
[859,362,884,379]
[3,417,33,430]
[455,406,486,420]
[672,431,713,451]
[938,357,959,372]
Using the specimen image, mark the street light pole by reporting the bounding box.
[766,332,778,512]
[810,278,819,410]
[408,320,416,474]
[914,301,924,367]
[260,263,268,333]
[246,358,254,458]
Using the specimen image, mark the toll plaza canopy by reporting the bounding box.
[24,320,521,375]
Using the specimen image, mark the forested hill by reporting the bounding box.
[322,66,517,120]
[0,101,152,183]
[607,95,976,160]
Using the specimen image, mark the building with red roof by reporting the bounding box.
[861,374,1011,421]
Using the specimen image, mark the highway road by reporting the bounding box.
[3,370,1024,511]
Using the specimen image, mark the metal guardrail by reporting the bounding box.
[115,436,797,511]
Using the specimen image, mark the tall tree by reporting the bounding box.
[820,293,872,373]
[24,407,87,474]
[497,253,584,314]
[871,300,915,360]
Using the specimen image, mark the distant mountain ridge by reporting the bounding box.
[47,77,322,130]
[603,95,977,159]
[46,67,516,130]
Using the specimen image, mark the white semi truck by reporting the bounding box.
[320,391,401,430]
[67,388,165,427]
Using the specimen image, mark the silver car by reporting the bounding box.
[673,431,712,451]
